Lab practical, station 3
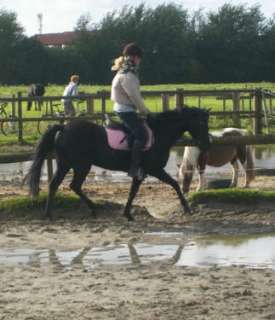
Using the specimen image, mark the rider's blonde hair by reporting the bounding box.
[70,74,80,82]
[111,56,125,71]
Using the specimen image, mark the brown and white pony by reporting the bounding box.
[178,128,255,193]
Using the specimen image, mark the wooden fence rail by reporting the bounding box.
[1,88,274,143]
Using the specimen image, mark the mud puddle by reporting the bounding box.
[1,231,275,271]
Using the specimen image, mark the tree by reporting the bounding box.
[14,37,50,84]
[0,9,24,84]
[195,4,267,82]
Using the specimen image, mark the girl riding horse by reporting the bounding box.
[111,43,150,180]
[27,107,210,220]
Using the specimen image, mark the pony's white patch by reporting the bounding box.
[222,127,247,135]
[183,146,200,167]
[211,128,247,137]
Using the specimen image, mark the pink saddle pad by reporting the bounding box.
[105,124,154,151]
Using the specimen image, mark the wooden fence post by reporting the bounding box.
[17,92,23,144]
[161,94,169,111]
[11,94,16,117]
[175,89,184,109]
[101,91,107,122]
[198,95,201,108]
[86,96,94,114]
[254,89,263,135]
[232,92,241,127]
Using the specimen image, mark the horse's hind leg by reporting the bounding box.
[124,177,143,221]
[230,158,239,187]
[197,166,206,191]
[45,160,70,220]
[238,146,254,188]
[196,153,207,191]
[70,164,94,214]
[150,168,191,214]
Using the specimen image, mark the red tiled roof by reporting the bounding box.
[34,32,79,46]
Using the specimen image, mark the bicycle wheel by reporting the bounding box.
[37,115,64,135]
[37,115,52,135]
[0,115,18,136]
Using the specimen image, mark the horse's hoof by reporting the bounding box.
[90,210,97,219]
[42,213,53,221]
[184,207,192,215]
[124,214,135,221]
[229,184,237,188]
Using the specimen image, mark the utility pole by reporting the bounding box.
[37,13,43,34]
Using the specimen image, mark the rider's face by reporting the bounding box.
[133,56,142,66]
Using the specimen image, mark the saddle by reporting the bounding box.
[105,118,154,151]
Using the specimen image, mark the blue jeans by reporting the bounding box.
[117,111,147,179]
[116,112,147,147]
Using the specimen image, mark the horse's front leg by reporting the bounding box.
[196,157,207,191]
[150,169,191,214]
[230,160,239,187]
[197,168,206,191]
[124,177,143,221]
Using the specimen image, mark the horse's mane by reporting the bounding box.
[148,106,205,130]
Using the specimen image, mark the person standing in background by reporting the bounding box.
[62,75,80,117]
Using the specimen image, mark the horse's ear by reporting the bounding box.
[176,104,188,111]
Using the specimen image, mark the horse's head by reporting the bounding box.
[147,107,211,152]
[179,107,211,152]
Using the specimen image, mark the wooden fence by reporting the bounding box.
[1,88,273,144]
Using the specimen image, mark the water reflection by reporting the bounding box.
[1,232,275,271]
[176,233,275,269]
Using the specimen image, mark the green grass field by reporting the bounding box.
[0,82,274,150]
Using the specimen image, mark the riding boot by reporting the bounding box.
[128,141,145,180]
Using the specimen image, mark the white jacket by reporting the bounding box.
[111,72,149,114]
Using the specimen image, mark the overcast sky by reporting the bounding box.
[0,0,274,36]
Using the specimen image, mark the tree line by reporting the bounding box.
[0,3,274,85]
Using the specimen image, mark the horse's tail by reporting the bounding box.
[245,145,255,185]
[179,146,200,192]
[28,124,64,198]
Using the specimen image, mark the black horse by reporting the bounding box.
[28,107,210,220]
[27,84,45,111]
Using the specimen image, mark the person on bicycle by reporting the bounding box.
[111,43,150,180]
[62,75,79,117]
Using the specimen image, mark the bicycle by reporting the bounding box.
[37,99,89,133]
[37,102,64,135]
[37,96,96,134]
[0,102,18,136]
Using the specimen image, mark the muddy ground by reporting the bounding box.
[1,177,275,319]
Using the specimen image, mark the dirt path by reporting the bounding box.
[1,181,275,319]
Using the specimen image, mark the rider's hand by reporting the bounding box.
[141,107,150,116]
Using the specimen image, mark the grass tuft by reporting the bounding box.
[0,192,81,215]
[189,189,275,204]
